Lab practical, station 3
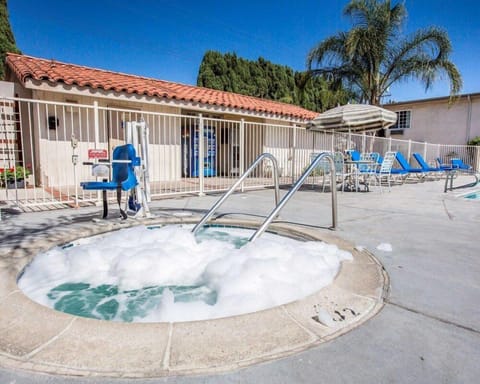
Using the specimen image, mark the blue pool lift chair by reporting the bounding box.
[80,144,140,219]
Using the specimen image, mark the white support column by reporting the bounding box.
[126,121,133,145]
[93,101,101,202]
[139,120,151,203]
[240,119,245,192]
[93,101,100,149]
[291,124,297,184]
[131,122,139,149]
[407,139,412,159]
[198,114,205,196]
[475,146,480,173]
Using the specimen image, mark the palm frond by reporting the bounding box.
[306,0,462,105]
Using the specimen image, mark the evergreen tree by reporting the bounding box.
[197,51,351,112]
[0,0,20,80]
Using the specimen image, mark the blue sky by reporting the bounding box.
[8,0,480,103]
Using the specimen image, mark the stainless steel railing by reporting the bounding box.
[249,152,337,242]
[191,153,280,236]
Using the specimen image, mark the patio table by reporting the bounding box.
[343,160,378,192]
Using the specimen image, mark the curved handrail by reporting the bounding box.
[192,153,280,235]
[249,152,337,242]
[444,169,479,192]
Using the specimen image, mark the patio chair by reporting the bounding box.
[412,153,442,172]
[395,152,425,180]
[311,152,345,192]
[436,157,475,172]
[376,154,409,178]
[357,152,380,189]
[412,153,443,180]
[436,157,455,171]
[346,149,361,161]
[451,158,473,171]
[81,144,140,219]
[375,151,398,192]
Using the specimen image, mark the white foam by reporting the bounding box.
[376,243,393,252]
[18,225,352,322]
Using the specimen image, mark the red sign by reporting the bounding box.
[88,149,108,159]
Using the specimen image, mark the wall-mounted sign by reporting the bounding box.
[88,149,108,159]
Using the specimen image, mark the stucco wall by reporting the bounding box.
[385,94,480,145]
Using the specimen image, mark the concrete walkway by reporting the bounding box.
[1,176,479,383]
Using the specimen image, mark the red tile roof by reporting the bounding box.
[6,53,318,121]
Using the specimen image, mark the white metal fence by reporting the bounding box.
[1,97,479,210]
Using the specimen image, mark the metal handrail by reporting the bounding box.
[249,152,337,242]
[444,169,479,192]
[192,153,280,235]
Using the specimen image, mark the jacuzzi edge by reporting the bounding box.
[0,214,389,378]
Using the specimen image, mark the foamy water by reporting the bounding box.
[18,225,352,322]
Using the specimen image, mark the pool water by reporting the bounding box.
[47,282,217,322]
[464,191,480,200]
[43,226,245,322]
[18,224,352,323]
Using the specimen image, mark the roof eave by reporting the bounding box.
[23,79,311,124]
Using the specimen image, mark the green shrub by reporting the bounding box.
[0,165,31,186]
[467,136,480,146]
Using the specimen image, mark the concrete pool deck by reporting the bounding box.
[1,176,479,383]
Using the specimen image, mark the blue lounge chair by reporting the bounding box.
[412,153,443,181]
[412,153,442,172]
[395,152,425,178]
[436,157,455,171]
[81,144,140,219]
[436,157,475,172]
[347,149,361,161]
[451,158,473,171]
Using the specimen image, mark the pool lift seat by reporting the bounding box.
[80,144,141,220]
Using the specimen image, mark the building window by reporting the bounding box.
[390,110,411,131]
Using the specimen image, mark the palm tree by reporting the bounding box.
[307,0,462,105]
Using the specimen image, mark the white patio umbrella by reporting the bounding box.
[306,104,397,133]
